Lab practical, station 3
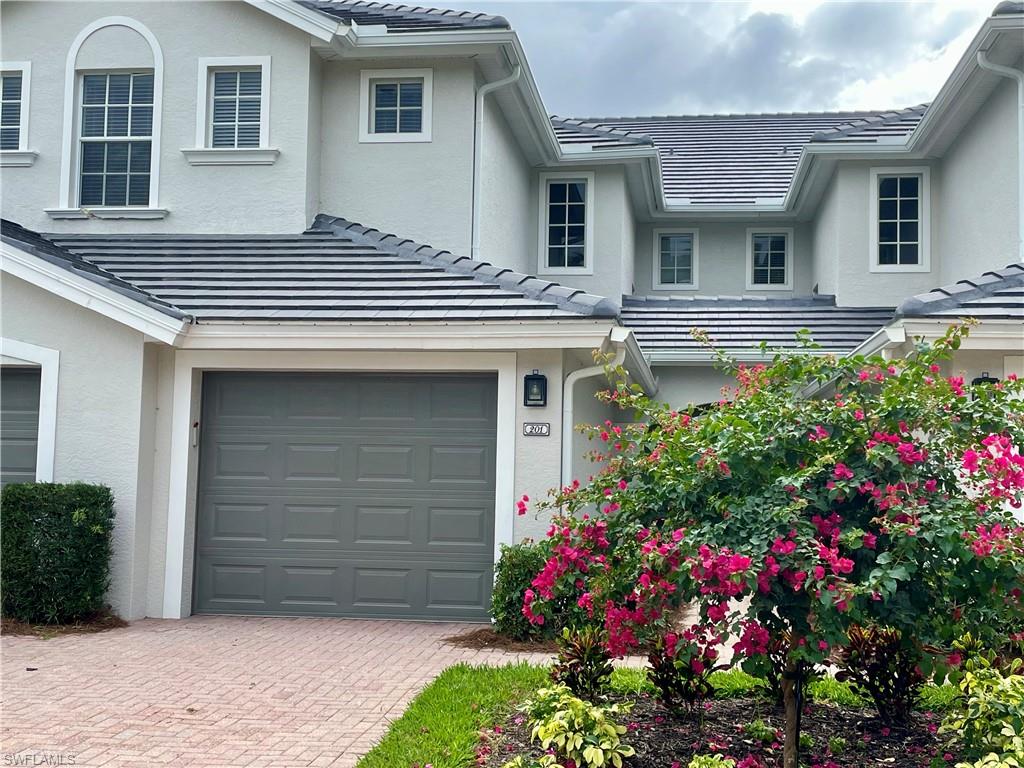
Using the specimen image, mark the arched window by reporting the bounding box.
[48,16,165,219]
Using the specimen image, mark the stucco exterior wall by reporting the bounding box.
[633,220,815,297]
[652,365,734,409]
[0,274,149,617]
[319,58,477,253]
[937,74,1020,284]
[513,349,565,543]
[824,161,941,307]
[478,92,533,272]
[529,165,634,301]
[0,0,315,234]
[812,172,840,297]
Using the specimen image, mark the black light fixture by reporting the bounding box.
[524,369,547,407]
[971,371,1000,399]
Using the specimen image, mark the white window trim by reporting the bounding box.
[0,61,35,166]
[869,166,931,274]
[537,170,595,276]
[745,226,794,291]
[51,16,164,216]
[0,337,59,483]
[182,56,276,165]
[358,68,432,143]
[652,228,699,290]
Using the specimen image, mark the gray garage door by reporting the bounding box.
[1,367,40,486]
[193,372,498,620]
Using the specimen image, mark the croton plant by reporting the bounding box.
[520,324,1024,768]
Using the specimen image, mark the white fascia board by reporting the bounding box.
[1,243,187,345]
[243,0,342,41]
[900,319,1024,350]
[179,319,616,350]
[907,17,1022,154]
[648,348,840,365]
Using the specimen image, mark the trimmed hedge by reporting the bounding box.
[1,482,115,623]
[492,540,549,640]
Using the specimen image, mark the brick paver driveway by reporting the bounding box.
[1,615,553,768]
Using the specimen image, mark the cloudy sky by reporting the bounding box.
[444,0,991,117]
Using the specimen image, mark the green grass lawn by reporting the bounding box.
[356,662,957,768]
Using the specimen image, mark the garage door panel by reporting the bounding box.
[1,367,41,486]
[194,554,492,618]
[199,492,490,554]
[428,379,496,424]
[195,372,496,620]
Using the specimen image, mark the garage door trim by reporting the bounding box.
[0,337,59,482]
[163,350,518,619]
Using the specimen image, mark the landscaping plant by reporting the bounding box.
[519,324,1024,768]
[1,482,116,623]
[942,655,1024,767]
[647,623,724,710]
[492,541,551,640]
[503,684,635,768]
[550,625,614,700]
[834,624,925,723]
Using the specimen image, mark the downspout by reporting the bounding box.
[977,51,1024,262]
[561,333,627,488]
[471,64,522,260]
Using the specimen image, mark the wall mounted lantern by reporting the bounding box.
[524,370,547,407]
[971,371,1000,399]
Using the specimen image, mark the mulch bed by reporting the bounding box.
[443,627,561,653]
[480,692,957,768]
[1,610,128,638]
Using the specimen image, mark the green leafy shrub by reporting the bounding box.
[551,626,613,701]
[742,718,778,743]
[1,482,115,623]
[942,658,1024,764]
[505,684,635,768]
[492,541,551,640]
[835,624,926,723]
[688,756,736,768]
[828,736,848,755]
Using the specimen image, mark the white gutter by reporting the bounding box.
[977,51,1024,262]
[471,64,521,260]
[562,328,627,487]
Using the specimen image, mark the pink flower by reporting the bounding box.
[854,409,865,421]
[617,479,628,491]
[833,463,854,480]
[862,532,877,549]
[813,565,826,580]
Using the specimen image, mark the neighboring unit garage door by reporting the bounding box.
[0,367,40,486]
[194,372,498,620]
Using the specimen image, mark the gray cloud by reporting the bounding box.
[444,1,987,116]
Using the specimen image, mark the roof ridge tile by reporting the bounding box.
[311,214,618,317]
[897,263,1024,317]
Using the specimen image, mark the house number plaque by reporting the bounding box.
[522,422,551,437]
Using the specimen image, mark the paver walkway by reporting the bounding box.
[1,615,555,768]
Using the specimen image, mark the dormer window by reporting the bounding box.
[746,227,793,290]
[538,171,594,275]
[870,166,931,273]
[359,69,432,143]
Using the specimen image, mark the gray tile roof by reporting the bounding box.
[1,218,185,319]
[896,263,1024,320]
[810,105,927,144]
[551,110,926,205]
[34,214,616,323]
[550,118,653,150]
[296,0,509,31]
[621,295,893,355]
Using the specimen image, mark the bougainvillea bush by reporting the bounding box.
[520,325,1024,768]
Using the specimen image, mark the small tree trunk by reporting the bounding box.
[781,670,800,768]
